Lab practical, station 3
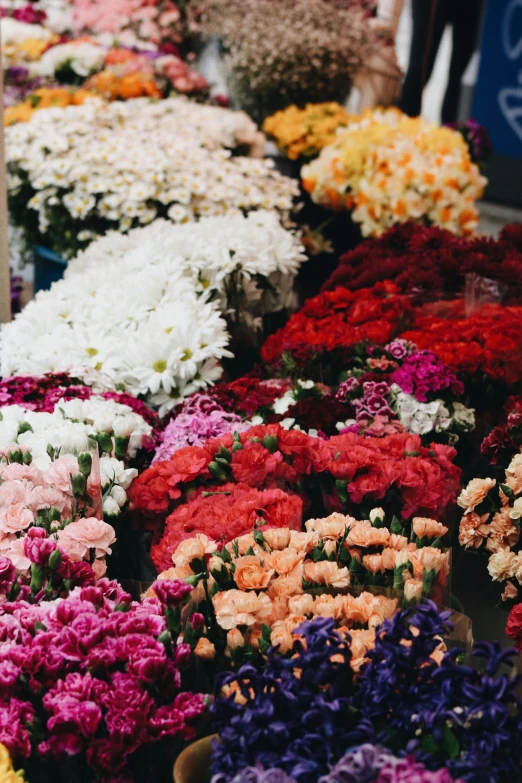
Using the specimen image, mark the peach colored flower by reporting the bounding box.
[404,578,423,602]
[311,594,346,620]
[513,554,522,586]
[458,477,496,514]
[289,530,318,553]
[506,454,522,495]
[226,628,245,654]
[58,518,115,559]
[270,622,294,654]
[502,580,519,601]
[263,528,291,550]
[267,547,304,576]
[323,540,337,558]
[91,559,107,579]
[362,554,385,574]
[267,571,304,599]
[303,561,350,589]
[488,548,517,582]
[458,511,490,549]
[409,547,449,580]
[349,628,375,672]
[288,593,314,616]
[234,556,273,591]
[486,508,520,553]
[244,627,263,650]
[305,513,352,540]
[194,637,216,661]
[0,480,29,508]
[388,534,409,550]
[0,503,34,534]
[158,564,194,582]
[27,485,69,514]
[266,595,290,625]
[212,589,273,630]
[412,517,448,539]
[368,595,398,627]
[0,463,44,485]
[346,521,390,548]
[44,455,79,492]
[173,534,217,568]
[381,547,397,571]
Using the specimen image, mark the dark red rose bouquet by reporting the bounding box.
[261,282,412,377]
[322,222,522,305]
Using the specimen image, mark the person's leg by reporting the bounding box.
[398,0,448,117]
[441,0,484,123]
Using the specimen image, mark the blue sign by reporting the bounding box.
[473,0,522,158]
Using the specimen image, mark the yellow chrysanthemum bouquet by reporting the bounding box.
[263,102,352,160]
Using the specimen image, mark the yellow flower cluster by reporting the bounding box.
[263,102,352,160]
[4,87,97,126]
[3,35,59,65]
[0,744,25,783]
[301,107,487,237]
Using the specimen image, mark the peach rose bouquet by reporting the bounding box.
[0,446,115,578]
[154,508,449,672]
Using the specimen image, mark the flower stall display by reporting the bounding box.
[211,603,522,783]
[301,108,487,237]
[130,422,461,573]
[263,102,352,161]
[198,0,372,121]
[1,0,72,34]
[4,86,97,126]
[323,222,522,305]
[6,96,294,257]
[261,282,411,378]
[399,300,522,390]
[66,210,306,343]
[0,248,232,409]
[0,577,208,782]
[155,509,450,671]
[0,443,117,577]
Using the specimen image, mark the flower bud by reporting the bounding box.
[110,485,128,508]
[369,507,385,526]
[103,496,120,518]
[226,628,245,652]
[48,548,63,571]
[71,473,87,498]
[78,452,92,477]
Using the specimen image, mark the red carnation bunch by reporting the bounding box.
[151,483,303,572]
[261,282,412,375]
[131,423,460,572]
[400,300,522,387]
[322,222,522,305]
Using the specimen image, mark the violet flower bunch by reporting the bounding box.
[444,120,493,167]
[153,394,250,463]
[0,578,207,782]
[390,352,464,403]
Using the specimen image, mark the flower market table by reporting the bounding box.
[0,1,522,781]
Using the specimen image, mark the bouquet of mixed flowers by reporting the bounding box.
[263,102,352,161]
[0,443,117,577]
[155,509,449,671]
[199,0,372,122]
[0,577,208,782]
[0,243,232,409]
[6,96,293,257]
[66,211,306,346]
[211,603,522,783]
[334,339,475,442]
[130,422,461,572]
[261,282,411,378]
[301,108,487,237]
[399,300,522,389]
[323,222,522,305]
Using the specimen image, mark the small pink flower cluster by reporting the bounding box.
[0,454,114,578]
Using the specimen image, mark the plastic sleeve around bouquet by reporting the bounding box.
[58,435,104,520]
[464,272,509,316]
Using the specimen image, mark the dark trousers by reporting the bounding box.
[398,0,483,123]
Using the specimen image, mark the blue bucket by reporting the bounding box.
[34,245,67,293]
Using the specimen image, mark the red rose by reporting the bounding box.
[506,603,522,650]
